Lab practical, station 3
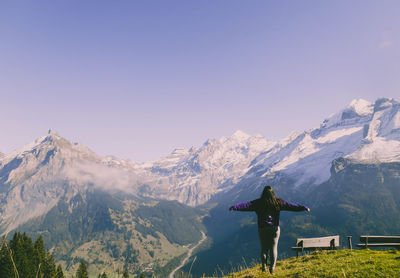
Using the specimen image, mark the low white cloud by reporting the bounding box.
[61,161,140,193]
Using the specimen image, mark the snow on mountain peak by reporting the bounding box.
[219,130,273,147]
[2,135,47,162]
[171,148,189,155]
[2,131,99,165]
[138,131,276,206]
[230,130,251,140]
[250,98,400,188]
[339,98,374,121]
[364,98,400,139]
[348,99,374,116]
[321,99,374,129]
[348,98,400,162]
[278,131,303,148]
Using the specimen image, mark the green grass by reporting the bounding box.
[221,249,400,278]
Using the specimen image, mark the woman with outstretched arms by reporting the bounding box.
[229,186,310,274]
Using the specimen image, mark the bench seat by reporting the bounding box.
[292,235,340,257]
[357,236,400,249]
[356,243,400,248]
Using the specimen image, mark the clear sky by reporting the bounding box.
[1,1,400,162]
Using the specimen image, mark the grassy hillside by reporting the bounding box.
[222,249,400,278]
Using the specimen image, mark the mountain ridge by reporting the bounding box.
[0,128,273,234]
[2,97,400,233]
[2,97,400,276]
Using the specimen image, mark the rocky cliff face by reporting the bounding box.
[0,131,101,233]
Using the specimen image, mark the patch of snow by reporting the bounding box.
[3,135,48,161]
[348,138,400,163]
[230,130,251,141]
[322,99,373,129]
[349,99,374,116]
[315,127,363,144]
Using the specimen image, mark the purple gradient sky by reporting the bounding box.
[1,1,400,162]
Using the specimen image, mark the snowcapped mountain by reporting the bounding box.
[0,129,274,233]
[1,97,400,234]
[0,131,103,233]
[131,130,275,205]
[235,98,400,194]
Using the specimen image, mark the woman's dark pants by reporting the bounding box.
[258,226,280,274]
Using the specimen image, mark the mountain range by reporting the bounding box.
[1,97,400,277]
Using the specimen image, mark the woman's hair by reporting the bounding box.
[260,185,281,210]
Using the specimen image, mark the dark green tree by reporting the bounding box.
[0,237,14,278]
[76,261,89,278]
[42,251,57,278]
[122,268,129,278]
[34,235,46,267]
[0,232,64,278]
[98,272,108,278]
[9,232,36,278]
[56,265,65,278]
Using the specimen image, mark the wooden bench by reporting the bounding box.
[291,235,340,257]
[356,236,400,249]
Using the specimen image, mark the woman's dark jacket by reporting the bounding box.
[230,199,309,228]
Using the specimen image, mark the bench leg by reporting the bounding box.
[347,236,352,250]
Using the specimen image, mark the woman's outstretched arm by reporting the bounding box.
[280,200,310,212]
[229,200,256,211]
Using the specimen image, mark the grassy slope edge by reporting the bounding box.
[220,249,400,278]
